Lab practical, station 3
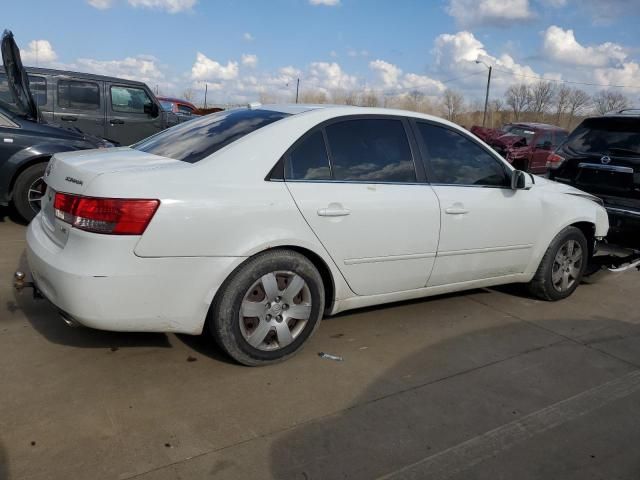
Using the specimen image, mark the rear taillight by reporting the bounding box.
[54,193,159,235]
[546,153,565,170]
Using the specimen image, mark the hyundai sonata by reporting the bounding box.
[24,104,609,365]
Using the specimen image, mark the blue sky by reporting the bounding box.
[5,0,640,104]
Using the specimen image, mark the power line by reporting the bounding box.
[491,66,640,90]
[379,70,487,96]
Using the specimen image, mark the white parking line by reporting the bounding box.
[377,370,640,480]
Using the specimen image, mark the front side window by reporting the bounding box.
[286,131,332,180]
[325,119,416,182]
[417,122,508,187]
[111,86,152,114]
[133,108,290,163]
[58,80,100,110]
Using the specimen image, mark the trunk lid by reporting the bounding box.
[40,147,186,246]
[1,30,38,121]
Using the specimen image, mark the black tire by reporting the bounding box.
[12,162,48,223]
[527,226,588,301]
[209,249,325,366]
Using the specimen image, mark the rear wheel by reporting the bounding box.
[12,162,47,222]
[209,249,325,366]
[527,226,588,301]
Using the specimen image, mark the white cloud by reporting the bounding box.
[20,40,58,65]
[594,61,640,87]
[87,0,114,9]
[127,0,196,13]
[369,60,402,88]
[306,62,357,90]
[542,26,627,67]
[190,52,239,81]
[446,0,534,27]
[241,54,258,68]
[309,0,340,5]
[243,32,254,42]
[74,55,166,86]
[369,59,445,94]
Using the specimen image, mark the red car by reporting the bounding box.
[157,96,200,116]
[472,122,568,174]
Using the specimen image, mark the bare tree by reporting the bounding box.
[565,88,590,128]
[505,83,530,121]
[182,88,195,102]
[442,88,464,122]
[402,90,425,112]
[360,91,380,107]
[528,81,556,120]
[593,90,631,115]
[554,84,571,125]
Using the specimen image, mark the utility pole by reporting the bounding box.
[295,78,300,104]
[482,66,492,127]
[204,83,208,109]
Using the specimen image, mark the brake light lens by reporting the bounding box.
[546,153,565,170]
[54,193,160,235]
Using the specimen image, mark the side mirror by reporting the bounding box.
[144,102,160,117]
[511,169,533,190]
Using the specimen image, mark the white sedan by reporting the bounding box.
[24,104,609,365]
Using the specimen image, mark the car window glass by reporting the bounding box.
[111,86,152,114]
[555,131,568,146]
[567,118,640,155]
[536,132,553,148]
[325,119,416,182]
[178,104,194,114]
[159,100,173,111]
[57,80,100,110]
[133,108,290,163]
[286,131,332,180]
[417,122,508,187]
[0,112,16,127]
[28,75,47,106]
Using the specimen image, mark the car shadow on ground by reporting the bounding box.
[0,206,25,225]
[266,316,640,480]
[0,437,8,480]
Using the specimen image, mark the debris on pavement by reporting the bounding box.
[318,352,343,362]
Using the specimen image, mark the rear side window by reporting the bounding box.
[58,80,100,110]
[178,104,194,114]
[111,86,152,114]
[567,118,640,155]
[286,131,332,180]
[325,119,416,182]
[535,132,553,149]
[417,122,508,187]
[133,108,290,163]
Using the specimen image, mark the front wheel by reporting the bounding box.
[12,162,48,222]
[527,226,588,301]
[209,249,325,366]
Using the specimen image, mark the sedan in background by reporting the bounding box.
[24,105,608,365]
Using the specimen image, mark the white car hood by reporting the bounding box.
[533,175,602,203]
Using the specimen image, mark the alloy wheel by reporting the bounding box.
[239,271,312,351]
[551,239,583,293]
[27,176,46,214]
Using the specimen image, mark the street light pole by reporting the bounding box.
[295,78,300,104]
[482,66,492,127]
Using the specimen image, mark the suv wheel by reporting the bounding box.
[12,162,48,222]
[209,249,325,366]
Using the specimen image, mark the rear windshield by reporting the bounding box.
[567,117,640,155]
[133,108,290,163]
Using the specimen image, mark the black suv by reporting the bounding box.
[547,110,640,246]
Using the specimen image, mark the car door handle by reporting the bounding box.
[110,119,125,125]
[317,205,351,217]
[60,115,77,121]
[445,207,469,215]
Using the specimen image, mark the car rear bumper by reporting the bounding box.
[26,216,244,334]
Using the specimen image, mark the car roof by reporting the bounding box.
[4,66,150,87]
[157,96,195,105]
